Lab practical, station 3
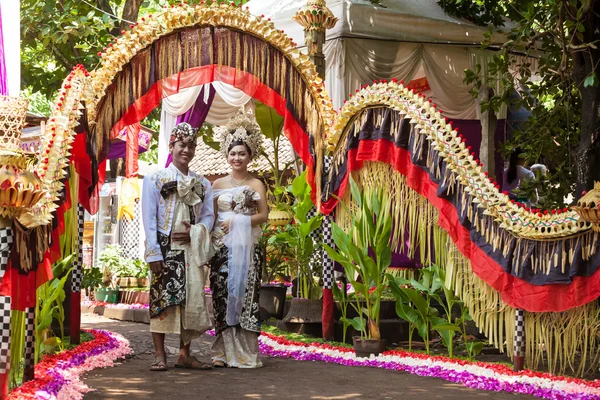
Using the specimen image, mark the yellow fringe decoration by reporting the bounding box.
[335,161,600,376]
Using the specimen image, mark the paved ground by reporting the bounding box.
[81,313,531,400]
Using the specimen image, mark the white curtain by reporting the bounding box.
[205,81,252,125]
[158,82,252,166]
[159,86,204,167]
[324,37,493,119]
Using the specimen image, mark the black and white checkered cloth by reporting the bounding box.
[0,227,13,281]
[307,206,323,275]
[321,155,334,290]
[121,199,141,259]
[71,204,85,293]
[24,307,35,370]
[321,214,334,289]
[0,296,11,374]
[514,308,526,357]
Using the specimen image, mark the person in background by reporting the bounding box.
[502,147,535,203]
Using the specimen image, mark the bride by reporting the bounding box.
[209,111,269,368]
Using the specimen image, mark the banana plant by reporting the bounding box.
[35,254,74,362]
[388,275,438,352]
[272,171,322,299]
[331,280,352,343]
[254,100,297,209]
[324,176,392,340]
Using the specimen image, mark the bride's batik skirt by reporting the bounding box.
[209,245,264,368]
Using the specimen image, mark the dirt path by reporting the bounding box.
[81,313,531,399]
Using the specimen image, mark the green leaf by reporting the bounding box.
[584,73,598,88]
[431,323,461,332]
[349,176,362,209]
[466,341,484,357]
[254,101,284,141]
[291,171,308,198]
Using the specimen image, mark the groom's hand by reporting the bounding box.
[172,221,191,244]
[149,261,165,273]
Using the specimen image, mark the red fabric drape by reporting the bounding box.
[321,288,334,339]
[125,123,141,178]
[105,65,317,195]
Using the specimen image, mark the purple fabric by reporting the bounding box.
[107,141,148,160]
[448,119,507,189]
[165,85,216,167]
[0,5,8,96]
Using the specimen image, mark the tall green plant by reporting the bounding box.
[255,101,297,210]
[35,254,74,362]
[324,177,392,340]
[272,171,322,299]
[331,281,352,343]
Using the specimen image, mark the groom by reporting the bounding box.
[142,122,214,371]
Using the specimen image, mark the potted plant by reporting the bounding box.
[82,266,103,300]
[95,244,121,303]
[117,258,150,288]
[278,171,324,323]
[259,225,293,320]
[324,176,392,357]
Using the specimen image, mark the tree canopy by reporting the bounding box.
[439,0,600,206]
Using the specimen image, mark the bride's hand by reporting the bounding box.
[221,219,230,234]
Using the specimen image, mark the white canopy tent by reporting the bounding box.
[247,0,510,119]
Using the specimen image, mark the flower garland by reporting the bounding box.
[8,330,132,399]
[82,300,149,309]
[257,332,600,400]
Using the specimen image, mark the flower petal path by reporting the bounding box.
[8,330,131,399]
[255,332,600,400]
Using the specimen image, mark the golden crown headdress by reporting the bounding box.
[215,108,263,158]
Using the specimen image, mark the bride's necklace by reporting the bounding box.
[230,174,250,187]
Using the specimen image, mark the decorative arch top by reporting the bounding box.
[323,81,600,313]
[84,2,335,201]
[325,80,589,240]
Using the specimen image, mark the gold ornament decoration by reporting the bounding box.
[293,0,339,31]
[268,209,294,226]
[215,108,264,158]
[18,65,89,228]
[328,80,589,240]
[572,181,600,232]
[0,96,29,154]
[0,96,45,219]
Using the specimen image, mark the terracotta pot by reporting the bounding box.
[352,337,386,357]
[118,277,139,288]
[268,210,293,226]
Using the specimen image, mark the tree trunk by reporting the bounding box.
[477,86,497,178]
[120,0,143,32]
[574,84,600,198]
[572,1,600,198]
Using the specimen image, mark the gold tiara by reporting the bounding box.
[215,108,263,158]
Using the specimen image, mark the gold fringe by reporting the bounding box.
[335,161,600,376]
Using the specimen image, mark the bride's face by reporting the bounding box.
[228,144,251,172]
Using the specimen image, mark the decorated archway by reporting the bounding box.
[81,2,334,212]
[1,3,599,393]
[322,80,600,375]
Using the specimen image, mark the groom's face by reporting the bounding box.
[170,137,197,166]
